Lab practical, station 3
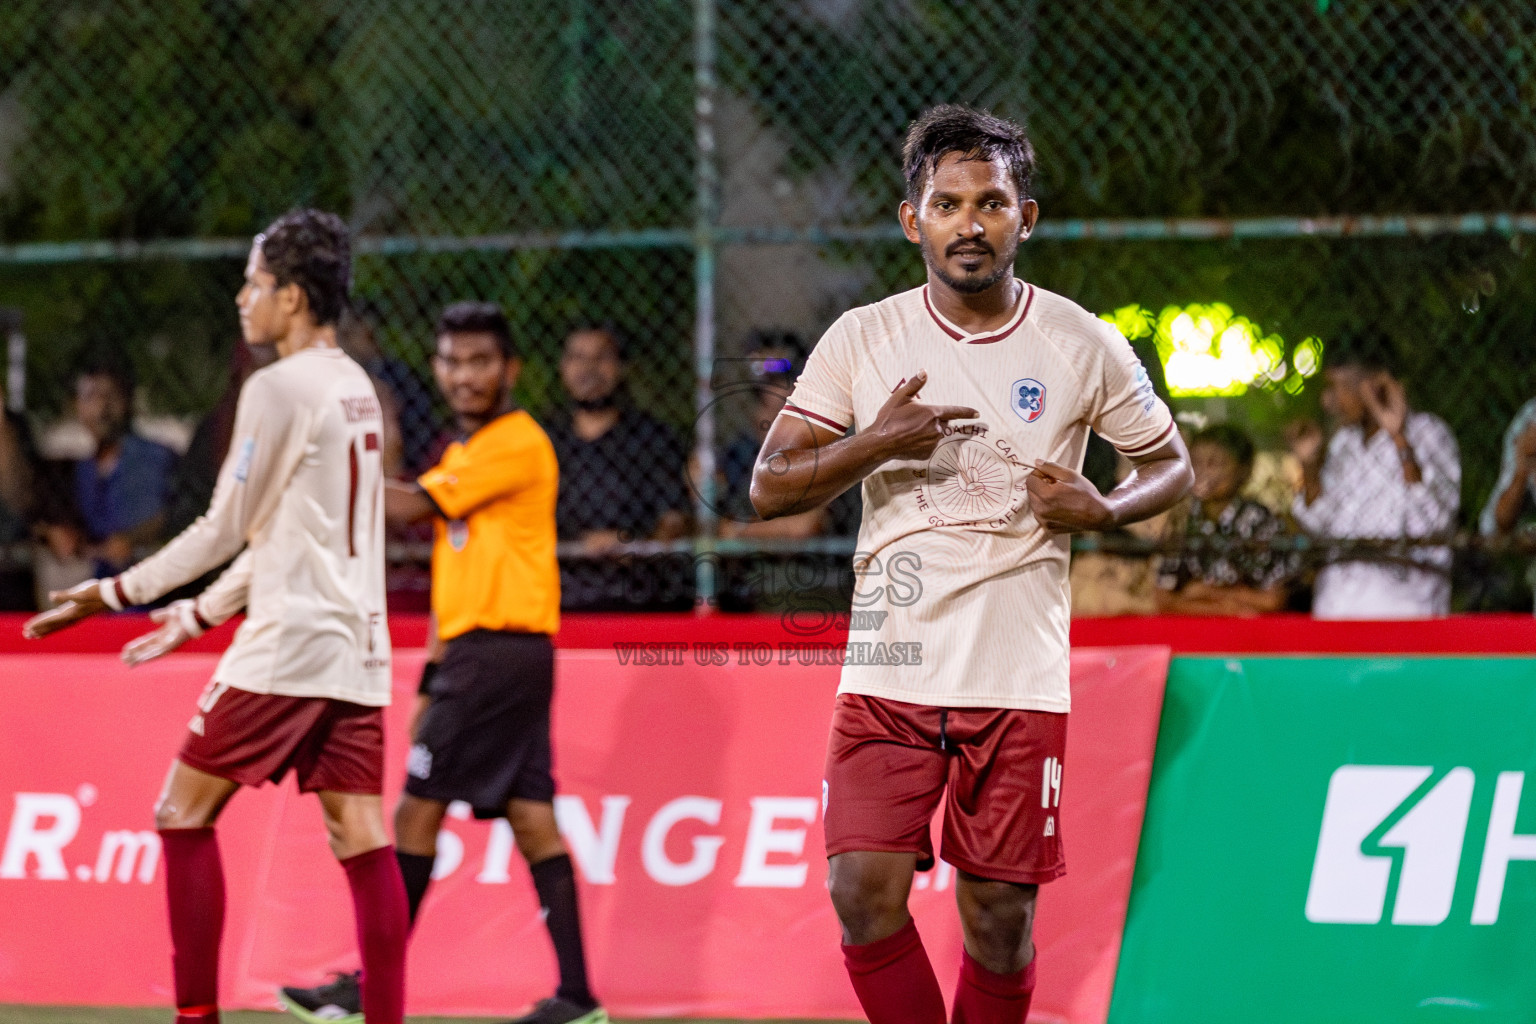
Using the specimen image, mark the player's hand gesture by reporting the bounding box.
[22,579,109,639]
[1025,460,1114,534]
[121,601,200,667]
[870,370,979,463]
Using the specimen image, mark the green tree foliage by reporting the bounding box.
[0,0,1532,515]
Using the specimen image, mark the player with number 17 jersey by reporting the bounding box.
[114,342,392,703]
[23,209,407,1024]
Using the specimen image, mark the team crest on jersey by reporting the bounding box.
[447,519,469,551]
[1010,378,1047,423]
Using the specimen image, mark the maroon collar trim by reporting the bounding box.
[922,282,1034,345]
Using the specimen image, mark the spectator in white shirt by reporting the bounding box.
[1285,336,1460,619]
[1479,397,1536,610]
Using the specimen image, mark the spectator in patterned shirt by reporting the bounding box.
[1480,397,1536,610]
[1286,334,1459,619]
[1155,424,1294,616]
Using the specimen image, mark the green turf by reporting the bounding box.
[0,1011,846,1024]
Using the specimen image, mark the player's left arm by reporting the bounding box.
[1026,433,1193,534]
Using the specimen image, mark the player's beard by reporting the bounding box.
[919,226,1019,295]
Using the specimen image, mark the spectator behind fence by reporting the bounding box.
[546,325,692,609]
[0,388,34,542]
[0,383,37,609]
[339,305,437,474]
[38,358,177,588]
[1155,424,1294,616]
[711,332,862,613]
[1066,449,1171,617]
[719,332,829,539]
[1286,335,1460,619]
[1480,396,1536,609]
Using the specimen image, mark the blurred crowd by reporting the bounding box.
[2,317,1534,619]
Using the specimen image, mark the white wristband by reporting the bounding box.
[174,600,207,640]
[98,578,123,612]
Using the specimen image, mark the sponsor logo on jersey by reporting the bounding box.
[1133,364,1157,413]
[232,437,255,482]
[1010,378,1046,423]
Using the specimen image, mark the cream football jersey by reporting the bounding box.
[117,346,391,706]
[783,281,1174,712]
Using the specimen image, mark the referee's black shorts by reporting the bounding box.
[404,629,556,818]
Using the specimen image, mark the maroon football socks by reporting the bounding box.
[952,948,1035,1024]
[842,917,947,1024]
[341,844,410,1024]
[160,827,224,1024]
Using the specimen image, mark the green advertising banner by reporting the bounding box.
[1110,657,1536,1022]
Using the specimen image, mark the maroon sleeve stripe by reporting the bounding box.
[112,577,130,609]
[193,605,214,632]
[782,403,849,433]
[1115,419,1178,457]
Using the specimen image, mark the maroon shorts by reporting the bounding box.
[178,681,385,794]
[823,693,1067,885]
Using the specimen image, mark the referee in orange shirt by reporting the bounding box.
[279,302,602,1024]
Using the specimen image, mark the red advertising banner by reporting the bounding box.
[0,643,1168,1021]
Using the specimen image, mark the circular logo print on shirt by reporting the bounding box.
[447,519,469,551]
[1011,378,1046,423]
[927,437,1015,521]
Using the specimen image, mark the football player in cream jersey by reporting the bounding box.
[752,106,1192,1024]
[25,209,408,1024]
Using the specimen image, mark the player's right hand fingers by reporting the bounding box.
[122,642,164,668]
[891,370,927,400]
[931,404,980,422]
[120,636,151,666]
[122,629,174,667]
[22,603,81,640]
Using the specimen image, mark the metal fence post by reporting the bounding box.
[692,0,720,610]
[1,310,22,414]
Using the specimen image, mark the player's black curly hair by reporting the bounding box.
[256,208,351,327]
[902,104,1036,205]
[437,300,516,358]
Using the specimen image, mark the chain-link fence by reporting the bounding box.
[1,0,1534,614]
